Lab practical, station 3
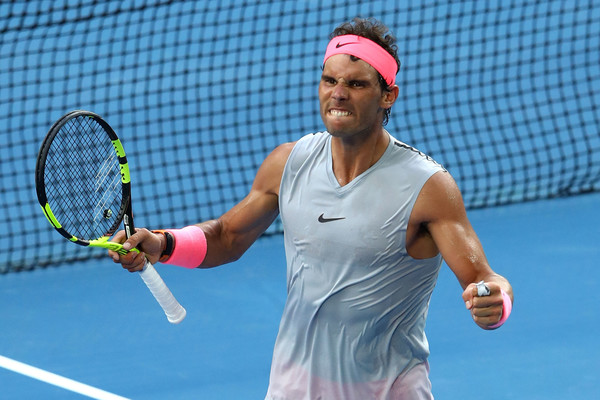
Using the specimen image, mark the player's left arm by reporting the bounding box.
[416,170,514,329]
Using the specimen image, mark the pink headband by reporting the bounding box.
[323,34,398,86]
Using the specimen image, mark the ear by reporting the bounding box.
[380,85,399,110]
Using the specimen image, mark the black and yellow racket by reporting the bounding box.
[35,110,186,324]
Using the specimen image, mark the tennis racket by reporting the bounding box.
[35,110,186,324]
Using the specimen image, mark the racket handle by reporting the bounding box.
[138,261,187,324]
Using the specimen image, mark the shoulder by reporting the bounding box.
[267,141,296,164]
[252,141,296,196]
[411,170,467,225]
[291,132,329,154]
[258,132,327,184]
[269,132,327,162]
[389,139,445,171]
[279,132,329,173]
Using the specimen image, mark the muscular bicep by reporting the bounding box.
[199,142,295,266]
[412,171,493,289]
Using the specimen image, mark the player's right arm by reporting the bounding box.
[110,142,295,271]
[198,141,294,267]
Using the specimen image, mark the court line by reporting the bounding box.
[0,355,130,400]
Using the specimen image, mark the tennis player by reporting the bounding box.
[110,17,513,400]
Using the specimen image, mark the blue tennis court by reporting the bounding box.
[1,192,598,399]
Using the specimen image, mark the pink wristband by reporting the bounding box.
[163,225,207,269]
[489,289,512,329]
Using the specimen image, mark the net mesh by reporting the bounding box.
[2,1,599,272]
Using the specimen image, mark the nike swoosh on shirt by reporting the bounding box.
[318,213,346,223]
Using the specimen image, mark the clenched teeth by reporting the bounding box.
[329,110,351,117]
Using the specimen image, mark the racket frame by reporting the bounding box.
[35,110,186,324]
[35,111,132,254]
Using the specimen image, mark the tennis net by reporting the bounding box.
[1,0,599,272]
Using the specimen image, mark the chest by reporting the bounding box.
[280,161,417,260]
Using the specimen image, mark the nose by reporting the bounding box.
[331,82,349,101]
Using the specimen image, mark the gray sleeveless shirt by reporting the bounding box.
[266,132,445,399]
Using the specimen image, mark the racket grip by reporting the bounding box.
[138,261,187,324]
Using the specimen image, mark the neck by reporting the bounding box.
[331,128,389,186]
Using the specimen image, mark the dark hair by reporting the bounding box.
[330,18,400,125]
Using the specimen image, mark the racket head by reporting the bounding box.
[35,110,132,251]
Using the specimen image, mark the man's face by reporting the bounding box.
[319,54,388,139]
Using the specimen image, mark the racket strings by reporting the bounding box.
[43,116,124,241]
